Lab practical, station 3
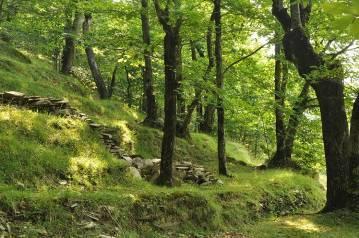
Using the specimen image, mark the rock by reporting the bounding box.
[143,159,154,168]
[125,167,142,179]
[151,158,161,164]
[121,155,133,163]
[89,123,102,129]
[132,157,144,169]
[217,179,224,185]
[3,91,24,99]
[101,133,113,139]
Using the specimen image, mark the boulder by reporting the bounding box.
[132,157,145,169]
[125,167,142,179]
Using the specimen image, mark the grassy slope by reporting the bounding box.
[0,40,356,237]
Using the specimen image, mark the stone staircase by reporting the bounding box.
[0,91,221,186]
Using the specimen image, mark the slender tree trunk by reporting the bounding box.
[83,13,108,99]
[270,41,287,167]
[200,13,216,134]
[0,0,5,21]
[158,30,179,186]
[125,66,132,107]
[61,11,83,74]
[176,39,186,118]
[284,82,309,159]
[154,0,182,186]
[214,0,228,175]
[141,0,157,124]
[191,41,204,130]
[270,82,310,167]
[108,64,118,98]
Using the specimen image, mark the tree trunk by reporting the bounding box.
[83,13,108,99]
[61,11,83,74]
[199,12,216,134]
[108,64,118,98]
[176,39,186,118]
[0,0,5,21]
[348,94,359,210]
[270,41,287,167]
[125,66,132,107]
[157,30,179,186]
[313,79,349,211]
[214,0,228,176]
[272,1,351,211]
[154,0,182,186]
[270,81,310,167]
[141,0,157,124]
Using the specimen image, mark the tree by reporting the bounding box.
[141,0,158,125]
[214,0,228,175]
[154,0,182,186]
[272,0,350,211]
[61,10,83,75]
[82,13,110,99]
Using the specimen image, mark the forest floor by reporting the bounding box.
[0,40,358,237]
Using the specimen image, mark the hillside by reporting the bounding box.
[0,42,358,238]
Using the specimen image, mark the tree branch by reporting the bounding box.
[223,41,271,75]
[330,41,355,59]
[272,0,291,32]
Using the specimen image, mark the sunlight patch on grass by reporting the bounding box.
[283,218,329,232]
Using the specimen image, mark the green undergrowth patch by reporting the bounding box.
[0,170,325,237]
[241,210,359,238]
[0,105,127,189]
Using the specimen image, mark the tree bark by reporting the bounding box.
[125,66,132,107]
[61,11,83,75]
[271,41,287,167]
[108,64,118,98]
[141,0,158,124]
[270,81,310,167]
[272,0,350,211]
[214,0,228,176]
[176,38,186,118]
[199,12,216,134]
[154,0,182,186]
[348,94,359,210]
[83,13,108,99]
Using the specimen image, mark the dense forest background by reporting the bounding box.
[0,0,358,237]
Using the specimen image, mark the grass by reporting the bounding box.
[0,40,357,237]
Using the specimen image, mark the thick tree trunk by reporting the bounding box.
[348,94,359,210]
[141,0,157,124]
[214,0,228,175]
[61,11,83,75]
[272,1,351,211]
[83,14,108,99]
[313,79,349,211]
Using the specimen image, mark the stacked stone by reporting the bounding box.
[175,161,222,185]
